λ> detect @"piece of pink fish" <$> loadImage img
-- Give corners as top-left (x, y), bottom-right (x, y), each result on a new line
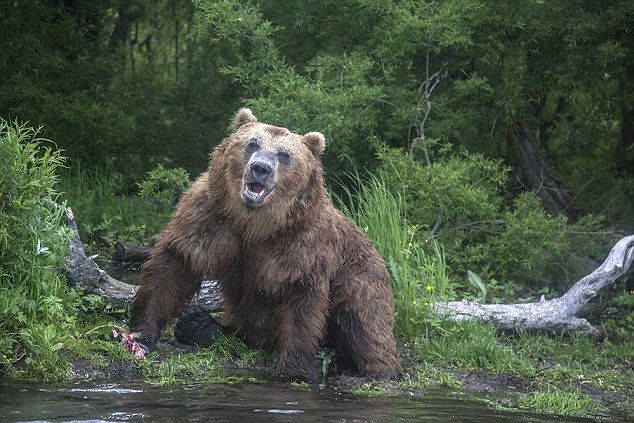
top-left (112, 329), bottom-right (146, 359)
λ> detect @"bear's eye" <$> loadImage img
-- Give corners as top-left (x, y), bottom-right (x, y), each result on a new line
top-left (277, 150), bottom-right (291, 165)
top-left (245, 138), bottom-right (260, 154)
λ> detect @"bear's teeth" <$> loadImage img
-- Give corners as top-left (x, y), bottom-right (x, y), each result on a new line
top-left (247, 182), bottom-right (265, 195)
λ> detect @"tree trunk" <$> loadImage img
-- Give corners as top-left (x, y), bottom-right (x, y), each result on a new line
top-left (507, 122), bottom-right (578, 220)
top-left (109, 0), bottom-right (134, 50)
top-left (616, 107), bottom-right (634, 174)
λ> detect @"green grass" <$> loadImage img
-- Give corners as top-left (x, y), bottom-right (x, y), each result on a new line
top-left (402, 365), bottom-right (464, 390)
top-left (59, 165), bottom-right (172, 247)
top-left (518, 387), bottom-right (597, 415)
top-left (513, 332), bottom-right (633, 392)
top-left (336, 172), bottom-right (455, 339)
top-left (416, 322), bottom-right (536, 376)
top-left (139, 336), bottom-right (271, 386)
top-left (346, 382), bottom-right (393, 397)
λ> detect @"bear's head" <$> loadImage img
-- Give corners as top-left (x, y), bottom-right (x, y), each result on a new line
top-left (210, 108), bottom-right (326, 233)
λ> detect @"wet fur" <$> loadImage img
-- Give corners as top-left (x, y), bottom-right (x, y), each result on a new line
top-left (131, 110), bottom-right (400, 382)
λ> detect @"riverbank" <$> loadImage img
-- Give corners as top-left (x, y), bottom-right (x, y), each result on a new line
top-left (59, 315), bottom-right (633, 420)
top-left (52, 239), bottom-right (633, 420)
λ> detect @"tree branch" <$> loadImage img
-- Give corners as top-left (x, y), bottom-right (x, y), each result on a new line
top-left (63, 206), bottom-right (633, 337)
top-left (435, 235), bottom-right (634, 336)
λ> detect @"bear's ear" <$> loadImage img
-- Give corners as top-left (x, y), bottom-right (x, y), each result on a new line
top-left (232, 108), bottom-right (257, 130)
top-left (304, 132), bottom-right (325, 157)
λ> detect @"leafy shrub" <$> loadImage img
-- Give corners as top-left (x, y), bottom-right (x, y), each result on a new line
top-left (376, 144), bottom-right (610, 299)
top-left (138, 164), bottom-right (192, 207)
top-left (59, 166), bottom-right (173, 246)
top-left (0, 121), bottom-right (74, 380)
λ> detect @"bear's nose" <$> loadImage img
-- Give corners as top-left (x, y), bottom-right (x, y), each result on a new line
top-left (250, 161), bottom-right (273, 180)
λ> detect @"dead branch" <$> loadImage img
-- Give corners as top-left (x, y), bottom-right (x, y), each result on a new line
top-left (63, 206), bottom-right (632, 337)
top-left (113, 240), bottom-right (151, 263)
top-left (435, 235), bottom-right (634, 336)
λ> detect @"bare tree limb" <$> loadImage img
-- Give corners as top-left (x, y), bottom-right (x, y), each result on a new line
top-left (435, 235), bottom-right (634, 336)
top-left (113, 240), bottom-right (151, 263)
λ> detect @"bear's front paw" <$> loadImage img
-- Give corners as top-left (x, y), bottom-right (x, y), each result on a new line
top-left (174, 307), bottom-right (224, 348)
top-left (271, 366), bottom-right (317, 384)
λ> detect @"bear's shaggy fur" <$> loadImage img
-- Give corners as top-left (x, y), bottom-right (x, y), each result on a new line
top-left (130, 108), bottom-right (400, 381)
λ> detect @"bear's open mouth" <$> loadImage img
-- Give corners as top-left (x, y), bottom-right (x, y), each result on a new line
top-left (242, 181), bottom-right (271, 206)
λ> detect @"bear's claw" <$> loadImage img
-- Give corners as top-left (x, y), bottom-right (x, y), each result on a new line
top-left (174, 307), bottom-right (225, 348)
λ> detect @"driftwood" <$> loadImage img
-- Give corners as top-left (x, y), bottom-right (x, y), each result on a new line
top-left (64, 206), bottom-right (633, 336)
top-left (64, 207), bottom-right (222, 313)
top-left (436, 235), bottom-right (634, 336)
top-left (113, 240), bottom-right (151, 263)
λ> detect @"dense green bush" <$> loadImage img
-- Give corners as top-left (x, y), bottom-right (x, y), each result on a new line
top-left (375, 144), bottom-right (610, 299)
top-left (138, 164), bottom-right (192, 207)
top-left (59, 167), bottom-right (174, 247)
top-left (0, 122), bottom-right (75, 380)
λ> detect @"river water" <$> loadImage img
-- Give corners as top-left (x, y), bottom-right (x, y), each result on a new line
top-left (0, 381), bottom-right (621, 423)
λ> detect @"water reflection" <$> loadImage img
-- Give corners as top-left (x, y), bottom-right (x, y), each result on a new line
top-left (0, 381), bottom-right (621, 423)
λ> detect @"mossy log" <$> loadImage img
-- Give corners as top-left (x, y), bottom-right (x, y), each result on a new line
top-left (64, 206), bottom-right (633, 336)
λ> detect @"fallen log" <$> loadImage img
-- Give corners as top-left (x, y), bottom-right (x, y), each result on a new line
top-left (113, 240), bottom-right (151, 263)
top-left (64, 207), bottom-right (222, 313)
top-left (64, 206), bottom-right (633, 336)
top-left (435, 235), bottom-right (634, 336)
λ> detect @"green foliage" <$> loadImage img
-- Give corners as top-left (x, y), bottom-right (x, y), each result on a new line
top-left (140, 335), bottom-right (270, 385)
top-left (336, 173), bottom-right (454, 339)
top-left (518, 388), bottom-right (596, 415)
top-left (0, 0), bottom-right (237, 179)
top-left (467, 271), bottom-right (487, 302)
top-left (376, 144), bottom-right (610, 298)
top-left (402, 365), bottom-right (464, 390)
top-left (138, 164), bottom-right (192, 207)
top-left (317, 349), bottom-right (334, 382)
top-left (1, 0), bottom-right (631, 303)
top-left (59, 166), bottom-right (172, 246)
top-left (189, 0), bottom-right (629, 300)
top-left (0, 122), bottom-right (73, 380)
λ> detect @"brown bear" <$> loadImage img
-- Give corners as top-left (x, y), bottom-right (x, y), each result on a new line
top-left (130, 108), bottom-right (400, 382)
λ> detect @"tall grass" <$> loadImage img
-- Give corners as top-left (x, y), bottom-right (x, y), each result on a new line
top-left (59, 166), bottom-right (172, 247)
top-left (336, 172), bottom-right (454, 339)
top-left (416, 322), bottom-right (536, 376)
top-left (0, 121), bottom-right (75, 380)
